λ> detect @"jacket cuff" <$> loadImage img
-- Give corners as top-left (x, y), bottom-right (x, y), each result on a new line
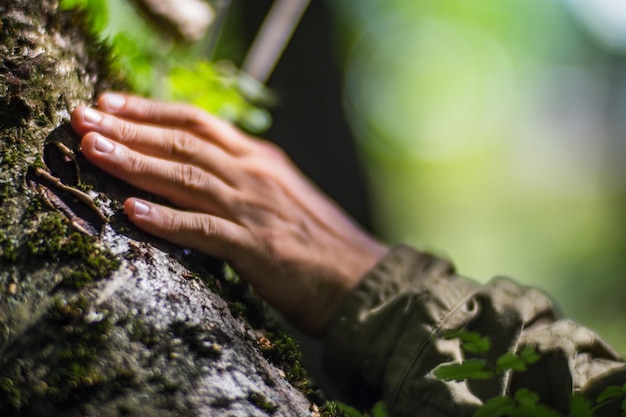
top-left (323, 245), bottom-right (469, 394)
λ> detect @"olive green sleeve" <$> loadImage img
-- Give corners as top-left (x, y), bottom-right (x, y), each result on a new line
top-left (323, 245), bottom-right (626, 417)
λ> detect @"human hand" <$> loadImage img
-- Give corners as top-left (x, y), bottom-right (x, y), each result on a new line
top-left (71, 93), bottom-right (388, 335)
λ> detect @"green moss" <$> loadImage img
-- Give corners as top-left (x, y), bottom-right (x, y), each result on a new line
top-left (76, 180), bottom-right (94, 193)
top-left (0, 376), bottom-right (21, 409)
top-left (60, 240), bottom-right (120, 289)
top-left (0, 147), bottom-right (23, 168)
top-left (259, 330), bottom-right (312, 395)
top-left (0, 230), bottom-right (17, 262)
top-left (23, 194), bottom-right (46, 219)
top-left (0, 180), bottom-right (13, 204)
top-left (229, 301), bottom-right (246, 318)
top-left (129, 319), bottom-right (160, 348)
top-left (42, 298), bottom-right (113, 405)
top-left (183, 261), bottom-right (319, 400)
top-left (160, 379), bottom-right (179, 394)
top-left (27, 213), bottom-right (67, 257)
top-left (0, 297), bottom-right (117, 412)
top-left (117, 402), bottom-right (135, 415)
top-left (30, 155), bottom-right (47, 170)
top-left (48, 296), bottom-right (90, 323)
top-left (248, 392), bottom-right (278, 414)
top-left (169, 321), bottom-right (223, 358)
top-left (23, 212), bottom-right (120, 289)
top-left (319, 401), bottom-right (343, 417)
top-left (211, 263), bottom-right (267, 328)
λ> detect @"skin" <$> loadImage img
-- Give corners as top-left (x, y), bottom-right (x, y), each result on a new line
top-left (71, 93), bottom-right (388, 335)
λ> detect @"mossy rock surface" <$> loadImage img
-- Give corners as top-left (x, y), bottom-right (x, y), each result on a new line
top-left (0, 1), bottom-right (314, 415)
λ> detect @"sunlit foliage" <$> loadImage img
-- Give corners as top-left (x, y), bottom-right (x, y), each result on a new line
top-left (60, 0), bottom-right (270, 132)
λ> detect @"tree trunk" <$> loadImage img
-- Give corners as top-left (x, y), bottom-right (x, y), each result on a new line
top-left (0, 1), bottom-right (314, 415)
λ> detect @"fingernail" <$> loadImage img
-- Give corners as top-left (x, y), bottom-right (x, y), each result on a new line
top-left (134, 200), bottom-right (150, 216)
top-left (84, 107), bottom-right (103, 124)
top-left (103, 93), bottom-right (126, 110)
top-left (94, 135), bottom-right (115, 153)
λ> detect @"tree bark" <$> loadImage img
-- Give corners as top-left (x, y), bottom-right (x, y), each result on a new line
top-left (0, 1), bottom-right (313, 415)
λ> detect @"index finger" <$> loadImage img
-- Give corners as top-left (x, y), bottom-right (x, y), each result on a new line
top-left (96, 92), bottom-right (250, 155)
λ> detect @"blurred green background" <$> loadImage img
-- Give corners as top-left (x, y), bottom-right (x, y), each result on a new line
top-left (329, 0), bottom-right (626, 352)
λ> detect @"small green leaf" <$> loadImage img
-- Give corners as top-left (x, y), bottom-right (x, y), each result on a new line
top-left (60, 0), bottom-right (108, 33)
top-left (338, 403), bottom-right (364, 417)
top-left (597, 385), bottom-right (626, 404)
top-left (239, 107), bottom-right (272, 134)
top-left (472, 396), bottom-right (516, 417)
top-left (60, 0), bottom-right (81, 8)
top-left (370, 401), bottom-right (389, 417)
top-left (569, 392), bottom-right (594, 417)
top-left (518, 346), bottom-right (541, 365)
top-left (442, 329), bottom-right (491, 353)
top-left (168, 61), bottom-right (271, 133)
top-left (496, 352), bottom-right (527, 373)
top-left (434, 359), bottom-right (494, 382)
top-left (514, 389), bottom-right (539, 407)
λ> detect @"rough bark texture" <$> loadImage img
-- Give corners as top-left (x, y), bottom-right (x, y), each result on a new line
top-left (0, 1), bottom-right (313, 415)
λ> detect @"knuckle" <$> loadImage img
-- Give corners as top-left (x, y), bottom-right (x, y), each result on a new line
top-left (162, 211), bottom-right (182, 232)
top-left (244, 158), bottom-right (283, 188)
top-left (178, 164), bottom-right (203, 190)
top-left (259, 232), bottom-right (284, 265)
top-left (127, 152), bottom-right (145, 174)
top-left (196, 216), bottom-right (221, 239)
top-left (116, 120), bottom-right (136, 144)
top-left (170, 131), bottom-right (196, 158)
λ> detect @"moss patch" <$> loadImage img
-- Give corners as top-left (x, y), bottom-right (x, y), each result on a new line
top-left (169, 321), bottom-right (225, 359)
top-left (258, 330), bottom-right (312, 396)
top-left (248, 392), bottom-right (278, 414)
top-left (24, 212), bottom-right (119, 289)
top-left (0, 230), bottom-right (17, 263)
top-left (0, 296), bottom-right (129, 413)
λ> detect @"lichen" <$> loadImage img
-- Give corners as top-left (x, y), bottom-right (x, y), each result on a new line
top-left (248, 392), bottom-right (278, 414)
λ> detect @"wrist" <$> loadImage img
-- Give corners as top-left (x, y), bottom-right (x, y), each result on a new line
top-left (305, 238), bottom-right (389, 336)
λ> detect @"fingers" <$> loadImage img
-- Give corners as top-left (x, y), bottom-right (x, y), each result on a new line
top-left (95, 93), bottom-right (251, 155)
top-left (124, 198), bottom-right (252, 260)
top-left (81, 132), bottom-right (236, 214)
top-left (72, 105), bottom-right (233, 177)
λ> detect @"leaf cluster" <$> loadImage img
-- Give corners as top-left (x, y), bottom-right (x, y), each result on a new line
top-left (434, 329), bottom-right (540, 382)
top-left (59, 0), bottom-right (271, 132)
top-left (436, 329), bottom-right (626, 417)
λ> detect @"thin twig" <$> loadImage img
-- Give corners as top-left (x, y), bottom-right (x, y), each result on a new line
top-left (242, 0), bottom-right (311, 83)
